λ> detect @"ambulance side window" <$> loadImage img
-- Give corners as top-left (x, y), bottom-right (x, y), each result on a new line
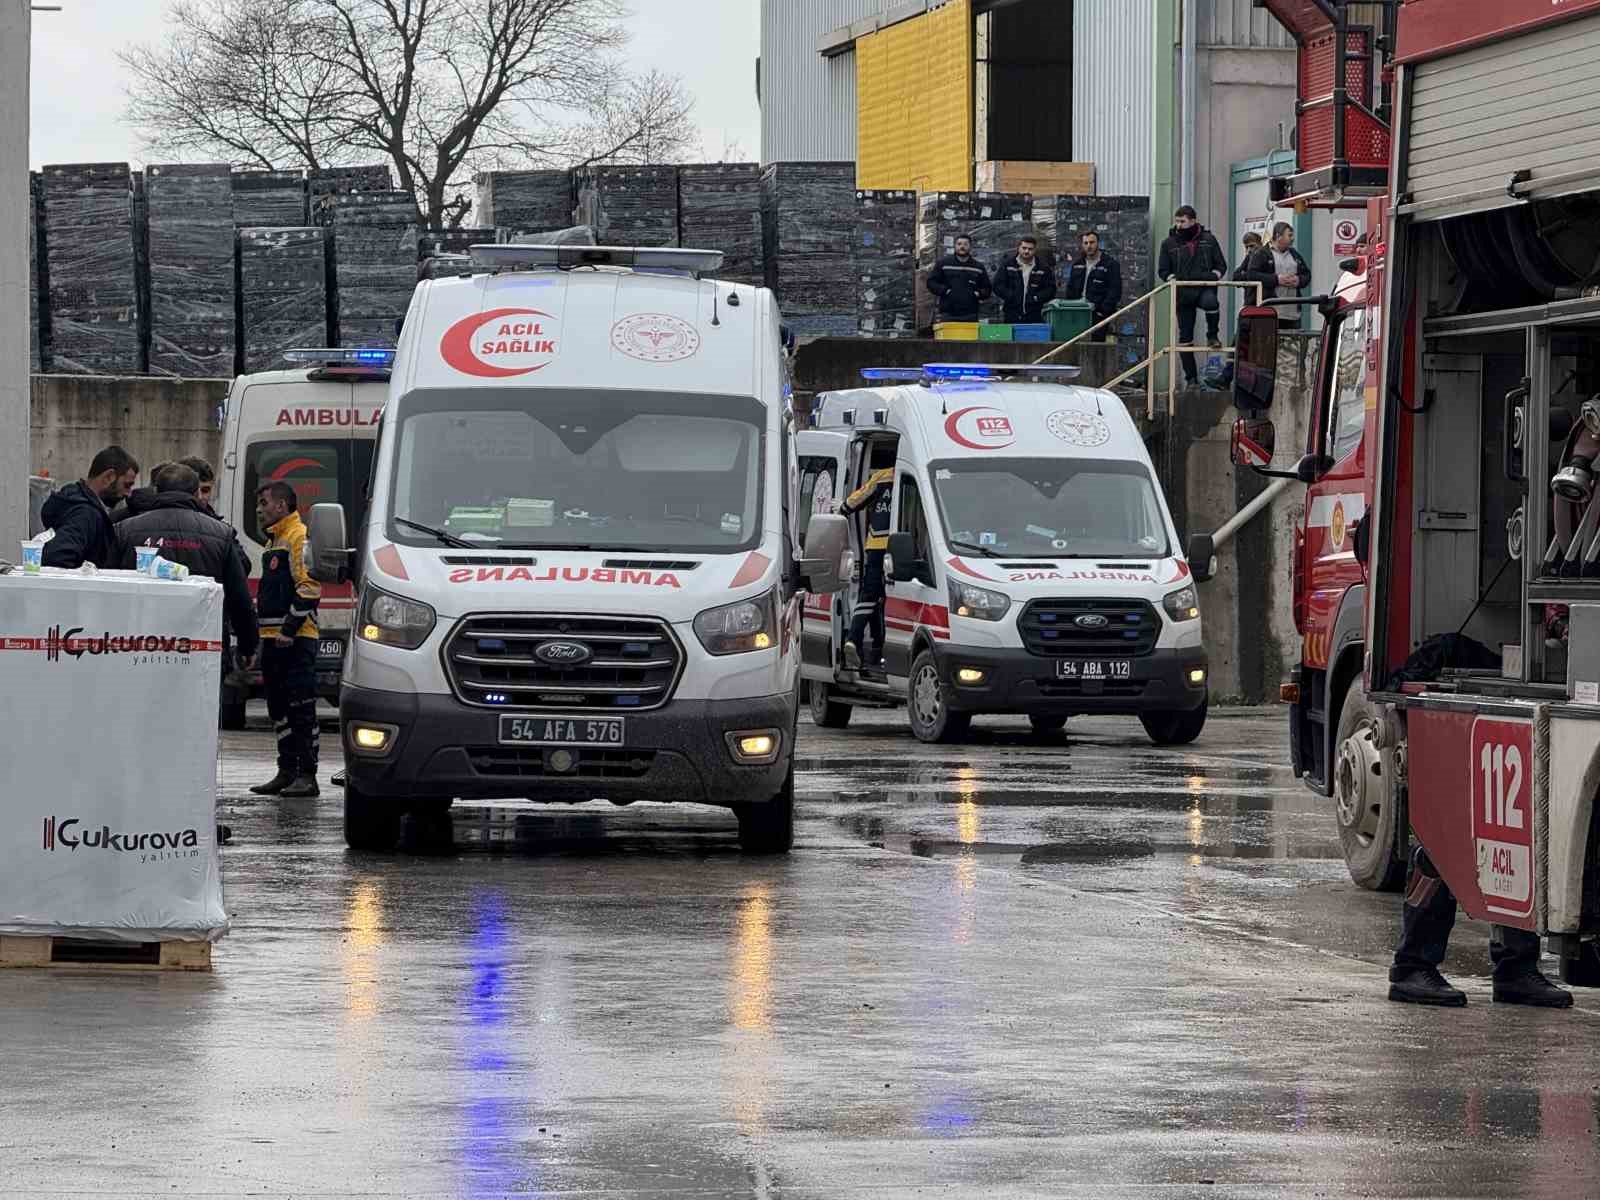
top-left (897, 475), bottom-right (932, 564)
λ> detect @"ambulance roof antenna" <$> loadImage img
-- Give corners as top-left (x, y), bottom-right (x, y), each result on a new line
top-left (710, 281), bottom-right (721, 327)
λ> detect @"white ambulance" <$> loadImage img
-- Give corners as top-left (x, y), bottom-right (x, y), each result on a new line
top-left (304, 245), bottom-right (847, 853)
top-left (797, 363), bottom-right (1213, 744)
top-left (214, 349), bottom-right (390, 727)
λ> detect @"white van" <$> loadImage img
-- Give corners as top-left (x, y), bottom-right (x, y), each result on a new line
top-left (304, 245), bottom-right (847, 853)
top-left (797, 363), bottom-right (1212, 744)
top-left (215, 349), bottom-right (389, 727)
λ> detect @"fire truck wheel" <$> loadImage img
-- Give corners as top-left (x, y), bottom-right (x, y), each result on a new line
top-left (909, 651), bottom-right (972, 744)
top-left (1332, 690), bottom-right (1406, 892)
top-left (1140, 696), bottom-right (1208, 746)
top-left (736, 763), bottom-right (795, 854)
top-left (807, 680), bottom-right (853, 728)
top-left (344, 781), bottom-right (402, 853)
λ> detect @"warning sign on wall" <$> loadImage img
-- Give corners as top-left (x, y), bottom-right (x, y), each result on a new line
top-left (1333, 217), bottom-right (1363, 258)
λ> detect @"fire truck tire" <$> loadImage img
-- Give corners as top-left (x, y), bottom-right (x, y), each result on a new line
top-left (736, 763), bottom-right (795, 854)
top-left (807, 681), bottom-right (853, 728)
top-left (909, 651), bottom-right (972, 743)
top-left (1332, 690), bottom-right (1406, 892)
top-left (344, 781), bottom-right (402, 853)
top-left (1140, 696), bottom-right (1208, 746)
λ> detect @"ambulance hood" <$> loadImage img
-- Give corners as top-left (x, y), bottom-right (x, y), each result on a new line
top-left (946, 553), bottom-right (1194, 598)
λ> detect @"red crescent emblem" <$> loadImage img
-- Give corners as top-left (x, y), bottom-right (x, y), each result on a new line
top-left (440, 307), bottom-right (556, 378)
top-left (944, 406), bottom-right (1016, 450)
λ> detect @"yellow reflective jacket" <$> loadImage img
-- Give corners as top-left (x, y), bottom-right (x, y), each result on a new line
top-left (843, 467), bottom-right (895, 551)
top-left (257, 511), bottom-right (320, 640)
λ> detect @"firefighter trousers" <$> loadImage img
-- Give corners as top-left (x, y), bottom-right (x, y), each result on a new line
top-left (1392, 845), bottom-right (1541, 980)
top-left (262, 638), bottom-right (320, 776)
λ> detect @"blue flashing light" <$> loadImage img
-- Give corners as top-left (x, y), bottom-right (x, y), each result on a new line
top-left (282, 347), bottom-right (397, 367)
top-left (923, 364), bottom-right (999, 381)
top-left (859, 368), bottom-right (925, 381)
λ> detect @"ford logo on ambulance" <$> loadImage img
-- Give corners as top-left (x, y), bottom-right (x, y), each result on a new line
top-left (1074, 614), bottom-right (1110, 630)
top-left (534, 640), bottom-right (592, 667)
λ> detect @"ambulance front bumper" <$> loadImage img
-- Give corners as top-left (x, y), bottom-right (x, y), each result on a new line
top-left (339, 685), bottom-right (795, 807)
top-left (931, 644), bottom-right (1209, 714)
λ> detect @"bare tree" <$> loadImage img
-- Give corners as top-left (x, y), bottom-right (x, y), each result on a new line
top-left (123, 0), bottom-right (699, 228)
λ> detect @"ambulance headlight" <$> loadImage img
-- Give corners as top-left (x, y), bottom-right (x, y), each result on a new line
top-left (1163, 585), bottom-right (1201, 622)
top-left (949, 580), bottom-right (1010, 622)
top-left (695, 590), bottom-right (778, 655)
top-left (358, 586), bottom-right (437, 650)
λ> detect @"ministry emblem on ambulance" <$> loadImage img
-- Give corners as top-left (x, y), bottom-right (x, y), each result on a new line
top-left (1047, 409), bottom-right (1111, 448)
top-left (611, 313), bottom-right (701, 363)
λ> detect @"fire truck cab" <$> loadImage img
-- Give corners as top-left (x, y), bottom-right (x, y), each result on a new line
top-left (1242, 0), bottom-right (1600, 980)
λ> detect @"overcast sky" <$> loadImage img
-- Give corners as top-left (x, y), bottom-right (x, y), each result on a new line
top-left (28, 0), bottom-right (761, 170)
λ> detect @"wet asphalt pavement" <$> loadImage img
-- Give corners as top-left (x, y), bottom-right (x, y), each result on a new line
top-left (4, 706), bottom-right (1600, 1198)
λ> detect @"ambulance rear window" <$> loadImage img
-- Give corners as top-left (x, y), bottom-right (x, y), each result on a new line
top-left (242, 439), bottom-right (364, 543)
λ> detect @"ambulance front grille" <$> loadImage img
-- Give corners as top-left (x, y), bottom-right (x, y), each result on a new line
top-left (444, 614), bottom-right (683, 711)
top-left (1018, 597), bottom-right (1160, 657)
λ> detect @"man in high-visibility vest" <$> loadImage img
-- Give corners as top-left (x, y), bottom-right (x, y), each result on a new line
top-left (250, 481), bottom-right (322, 799)
top-left (840, 465), bottom-right (894, 672)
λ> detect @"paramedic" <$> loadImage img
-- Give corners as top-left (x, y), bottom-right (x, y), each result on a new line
top-left (840, 462), bottom-right (895, 671)
top-left (250, 482), bottom-right (322, 799)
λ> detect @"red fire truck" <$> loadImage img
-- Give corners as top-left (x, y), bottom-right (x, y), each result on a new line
top-left (1239, 0), bottom-right (1600, 980)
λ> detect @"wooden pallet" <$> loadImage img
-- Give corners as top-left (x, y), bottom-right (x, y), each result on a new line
top-left (0, 934), bottom-right (212, 971)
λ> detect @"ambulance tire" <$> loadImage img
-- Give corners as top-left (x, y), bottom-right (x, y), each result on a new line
top-left (909, 650), bottom-right (972, 744)
top-left (220, 700), bottom-right (247, 731)
top-left (1140, 695), bottom-right (1208, 746)
top-left (1029, 714), bottom-right (1069, 736)
top-left (344, 781), bottom-right (402, 853)
top-left (807, 681), bottom-right (852, 728)
top-left (736, 762), bottom-right (795, 854)
top-left (1332, 690), bottom-right (1406, 893)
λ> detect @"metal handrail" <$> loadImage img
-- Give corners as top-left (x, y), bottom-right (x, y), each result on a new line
top-left (1032, 279), bottom-right (1265, 419)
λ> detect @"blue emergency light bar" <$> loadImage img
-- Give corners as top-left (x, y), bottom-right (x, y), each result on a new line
top-left (859, 363), bottom-right (1083, 385)
top-left (282, 347), bottom-right (397, 367)
top-left (470, 244), bottom-right (726, 275)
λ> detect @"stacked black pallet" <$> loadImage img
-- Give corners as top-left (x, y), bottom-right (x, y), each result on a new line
top-left (28, 173), bottom-right (44, 372)
top-left (308, 164), bottom-right (392, 200)
top-left (40, 162), bottom-right (139, 374)
top-left (145, 164), bottom-right (236, 378)
top-left (233, 170), bottom-right (308, 226)
top-left (853, 190), bottom-right (917, 339)
top-left (677, 163), bottom-right (762, 286)
top-left (237, 227), bottom-right (328, 373)
top-left (418, 227), bottom-right (496, 261)
top-left (576, 165), bottom-right (679, 248)
top-left (325, 190), bottom-right (419, 348)
top-left (761, 162), bottom-right (857, 338)
top-left (474, 170), bottom-right (572, 235)
top-left (1038, 194), bottom-right (1152, 364)
top-left (915, 192), bottom-right (1033, 330)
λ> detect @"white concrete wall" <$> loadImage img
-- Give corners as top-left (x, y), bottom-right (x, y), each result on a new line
top-left (0, 0), bottom-right (30, 555)
top-left (1195, 46), bottom-right (1297, 258)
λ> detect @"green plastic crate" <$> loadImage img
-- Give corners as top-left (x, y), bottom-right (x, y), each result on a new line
top-left (978, 323), bottom-right (1014, 342)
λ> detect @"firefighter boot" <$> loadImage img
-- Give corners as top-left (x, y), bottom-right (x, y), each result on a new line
top-left (250, 769), bottom-right (296, 796)
top-left (1389, 848), bottom-right (1467, 1006)
top-left (1492, 926), bottom-right (1573, 1008)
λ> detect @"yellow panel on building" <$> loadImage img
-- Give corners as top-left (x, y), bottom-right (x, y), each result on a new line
top-left (856, 0), bottom-right (974, 193)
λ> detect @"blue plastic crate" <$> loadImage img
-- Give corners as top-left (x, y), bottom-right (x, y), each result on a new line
top-left (1012, 323), bottom-right (1052, 342)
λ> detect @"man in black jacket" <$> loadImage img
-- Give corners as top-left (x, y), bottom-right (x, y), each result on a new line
top-left (1158, 206), bottom-right (1228, 385)
top-left (993, 236), bottom-right (1057, 325)
top-left (114, 463), bottom-right (260, 667)
top-left (1064, 231), bottom-right (1124, 341)
top-left (1243, 221), bottom-right (1313, 326)
top-left (926, 234), bottom-right (993, 321)
top-left (40, 445), bottom-right (141, 569)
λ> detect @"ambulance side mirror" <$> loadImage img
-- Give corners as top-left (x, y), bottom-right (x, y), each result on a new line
top-left (799, 513), bottom-right (848, 594)
top-left (886, 532), bottom-right (932, 586)
top-left (1186, 533), bottom-right (1217, 584)
top-left (307, 502), bottom-right (352, 584)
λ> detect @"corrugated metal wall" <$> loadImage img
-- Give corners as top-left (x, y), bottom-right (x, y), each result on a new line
top-left (857, 0), bottom-right (974, 190)
top-left (1072, 0), bottom-right (1154, 196)
top-left (760, 0), bottom-right (888, 163)
top-left (1198, 0), bottom-right (1293, 49)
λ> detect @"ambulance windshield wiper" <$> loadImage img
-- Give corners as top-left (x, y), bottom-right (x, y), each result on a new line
top-left (394, 517), bottom-right (474, 549)
top-left (948, 539), bottom-right (1004, 559)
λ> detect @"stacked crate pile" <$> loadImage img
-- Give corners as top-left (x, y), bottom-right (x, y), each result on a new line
top-left (1038, 194), bottom-right (1152, 365)
top-left (323, 190), bottom-right (419, 348)
top-left (853, 190), bottom-right (917, 339)
top-left (418, 227), bottom-right (496, 261)
top-left (474, 170), bottom-right (573, 236)
top-left (309, 164), bottom-right (391, 201)
top-left (761, 161), bottom-right (857, 338)
top-left (145, 164), bottom-right (236, 378)
top-left (28, 173), bottom-right (44, 372)
top-left (915, 192), bottom-right (1033, 330)
top-left (237, 227), bottom-right (328, 373)
top-left (232, 170), bottom-right (308, 226)
top-left (575, 165), bottom-right (679, 247)
top-left (677, 163), bottom-right (763, 286)
top-left (40, 162), bottom-right (140, 374)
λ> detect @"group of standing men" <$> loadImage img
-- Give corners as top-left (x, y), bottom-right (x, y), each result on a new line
top-left (926, 231), bottom-right (1125, 336)
top-left (38, 447), bottom-right (324, 799)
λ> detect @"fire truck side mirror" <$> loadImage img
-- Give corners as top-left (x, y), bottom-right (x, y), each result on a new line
top-left (1231, 307), bottom-right (1280, 413)
top-left (1230, 416), bottom-right (1277, 469)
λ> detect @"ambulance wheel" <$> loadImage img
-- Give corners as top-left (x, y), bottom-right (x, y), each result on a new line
top-left (219, 700), bottom-right (247, 731)
top-left (1332, 690), bottom-right (1406, 892)
top-left (1140, 695), bottom-right (1208, 746)
top-left (909, 651), bottom-right (972, 744)
top-left (736, 763), bottom-right (795, 854)
top-left (1029, 714), bottom-right (1069, 737)
top-left (807, 681), bottom-right (853, 728)
top-left (344, 781), bottom-right (401, 853)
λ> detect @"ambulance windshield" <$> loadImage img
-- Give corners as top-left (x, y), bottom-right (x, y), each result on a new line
top-left (388, 389), bottom-right (764, 552)
top-left (931, 458), bottom-right (1169, 559)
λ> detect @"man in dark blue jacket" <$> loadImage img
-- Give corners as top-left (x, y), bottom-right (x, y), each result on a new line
top-left (926, 234), bottom-right (993, 321)
top-left (1158, 206), bottom-right (1229, 385)
top-left (39, 445), bottom-right (141, 569)
top-left (1064, 231), bottom-right (1124, 341)
top-left (993, 236), bottom-right (1057, 324)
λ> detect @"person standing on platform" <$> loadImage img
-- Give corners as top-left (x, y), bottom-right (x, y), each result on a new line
top-left (927, 234), bottom-right (993, 322)
top-left (1158, 206), bottom-right (1228, 386)
top-left (994, 235), bottom-right (1057, 325)
top-left (1064, 231), bottom-right (1124, 341)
